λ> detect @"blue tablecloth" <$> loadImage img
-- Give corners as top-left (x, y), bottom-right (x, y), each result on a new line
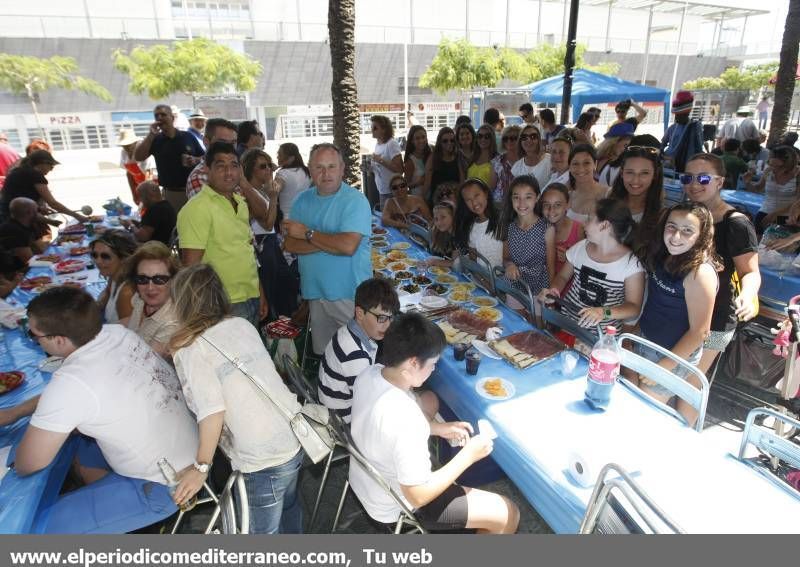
top-left (721, 190), bottom-right (764, 218)
top-left (379, 224), bottom-right (800, 533)
top-left (759, 266), bottom-right (800, 308)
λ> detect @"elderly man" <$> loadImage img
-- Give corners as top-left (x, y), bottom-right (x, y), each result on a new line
top-left (134, 104), bottom-right (204, 214)
top-left (284, 143), bottom-right (372, 354)
top-left (0, 197), bottom-right (45, 262)
top-left (120, 181), bottom-right (176, 245)
top-left (187, 109), bottom-right (207, 151)
top-left (177, 141), bottom-right (266, 327)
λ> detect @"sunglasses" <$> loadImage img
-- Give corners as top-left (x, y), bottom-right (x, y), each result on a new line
top-left (502, 135), bottom-right (519, 142)
top-left (476, 133), bottom-right (492, 140)
top-left (520, 134), bottom-right (539, 142)
top-left (679, 173), bottom-right (719, 186)
top-left (134, 274), bottom-right (171, 286)
top-left (91, 251), bottom-right (113, 261)
top-left (390, 182), bottom-right (408, 191)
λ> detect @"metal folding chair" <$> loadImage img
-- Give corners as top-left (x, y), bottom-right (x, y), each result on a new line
top-left (456, 249), bottom-right (496, 294)
top-left (492, 265), bottom-right (535, 315)
top-left (406, 215), bottom-right (431, 250)
top-left (616, 333), bottom-right (709, 432)
top-left (308, 411), bottom-right (350, 532)
top-left (580, 463), bottom-right (684, 534)
top-left (169, 464), bottom-right (249, 534)
top-left (737, 407), bottom-right (800, 500)
top-left (283, 353), bottom-right (319, 404)
top-left (331, 418), bottom-right (426, 534)
top-left (539, 303), bottom-right (597, 347)
top-left (167, 226), bottom-right (179, 256)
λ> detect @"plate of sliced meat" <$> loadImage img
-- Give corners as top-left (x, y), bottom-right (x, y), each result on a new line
top-left (437, 309), bottom-right (497, 344)
top-left (490, 331), bottom-right (566, 370)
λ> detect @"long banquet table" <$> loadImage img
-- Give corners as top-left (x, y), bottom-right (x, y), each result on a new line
top-left (376, 222), bottom-right (800, 533)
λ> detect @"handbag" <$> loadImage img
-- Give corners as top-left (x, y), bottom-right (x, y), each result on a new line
top-left (200, 337), bottom-right (334, 464)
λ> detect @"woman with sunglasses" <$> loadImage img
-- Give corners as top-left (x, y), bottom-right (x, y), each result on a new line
top-left (91, 230), bottom-right (138, 324)
top-left (403, 125), bottom-right (431, 197)
top-left (744, 145), bottom-right (800, 231)
top-left (566, 144), bottom-right (611, 224)
top-left (381, 174), bottom-right (432, 230)
top-left (490, 125), bottom-right (521, 204)
top-left (455, 123), bottom-right (478, 178)
top-left (511, 125), bottom-right (551, 190)
top-left (682, 153), bottom-right (760, 375)
top-left (120, 241), bottom-right (180, 356)
top-left (424, 127), bottom-right (462, 204)
top-left (467, 124), bottom-right (498, 188)
top-left (370, 115), bottom-right (404, 209)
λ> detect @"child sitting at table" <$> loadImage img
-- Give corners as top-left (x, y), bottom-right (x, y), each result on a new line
top-left (637, 203), bottom-right (720, 426)
top-left (426, 201), bottom-right (456, 268)
top-left (349, 312), bottom-right (520, 533)
top-left (454, 178), bottom-right (504, 269)
top-left (540, 183), bottom-right (584, 275)
top-left (538, 198), bottom-right (645, 335)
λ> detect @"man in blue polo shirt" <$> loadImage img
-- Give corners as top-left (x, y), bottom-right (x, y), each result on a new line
top-left (284, 143), bottom-right (372, 354)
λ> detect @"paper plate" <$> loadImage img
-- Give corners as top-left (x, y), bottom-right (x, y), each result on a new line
top-left (420, 295), bottom-right (448, 310)
top-left (471, 339), bottom-right (502, 360)
top-left (475, 377), bottom-right (515, 401)
top-left (471, 296), bottom-right (498, 308)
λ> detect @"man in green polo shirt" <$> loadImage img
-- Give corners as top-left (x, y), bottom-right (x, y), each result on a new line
top-left (177, 141), bottom-right (265, 326)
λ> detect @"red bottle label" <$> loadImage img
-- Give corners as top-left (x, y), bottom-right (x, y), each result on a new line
top-left (588, 349), bottom-right (619, 384)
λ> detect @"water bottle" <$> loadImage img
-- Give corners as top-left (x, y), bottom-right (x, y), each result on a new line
top-left (157, 457), bottom-right (197, 512)
top-left (584, 325), bottom-right (621, 411)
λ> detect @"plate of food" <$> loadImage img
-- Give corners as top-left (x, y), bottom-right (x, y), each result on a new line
top-left (54, 259), bottom-right (87, 274)
top-left (412, 274), bottom-right (432, 286)
top-left (60, 223), bottom-right (87, 235)
top-left (56, 234), bottom-right (83, 244)
top-left (372, 227), bottom-right (388, 235)
top-left (436, 274), bottom-right (458, 284)
top-left (448, 289), bottom-right (473, 304)
top-left (426, 283), bottom-right (449, 296)
top-left (29, 254), bottom-right (62, 267)
top-left (386, 250), bottom-right (408, 261)
top-left (420, 295), bottom-right (448, 310)
top-left (474, 307), bottom-right (502, 322)
top-left (88, 215), bottom-right (105, 223)
top-left (451, 282), bottom-right (477, 293)
top-left (429, 266), bottom-right (451, 276)
top-left (437, 309), bottom-right (497, 344)
top-left (471, 339), bottom-right (503, 360)
top-left (68, 246), bottom-right (91, 256)
top-left (391, 242), bottom-right (411, 250)
top-left (489, 331), bottom-right (566, 370)
top-left (371, 239), bottom-right (388, 248)
top-left (401, 283), bottom-right (420, 294)
top-left (476, 377), bottom-right (515, 401)
top-left (20, 276), bottom-right (52, 291)
top-left (393, 270), bottom-right (414, 281)
top-left (387, 261), bottom-right (409, 272)
top-left (0, 371), bottom-right (25, 395)
top-left (372, 257), bottom-right (388, 270)
top-left (472, 296), bottom-right (498, 308)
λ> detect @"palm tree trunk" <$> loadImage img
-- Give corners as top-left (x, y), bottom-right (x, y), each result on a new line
top-left (328, 0), bottom-right (361, 187)
top-left (768, 0), bottom-right (799, 147)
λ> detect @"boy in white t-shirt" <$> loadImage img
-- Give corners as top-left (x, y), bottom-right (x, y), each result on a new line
top-left (349, 313), bottom-right (520, 533)
top-left (7, 287), bottom-right (198, 533)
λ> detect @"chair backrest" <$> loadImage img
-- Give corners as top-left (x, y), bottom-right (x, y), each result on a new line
top-left (456, 249), bottom-right (496, 294)
top-left (539, 304), bottom-right (597, 347)
top-left (406, 215), bottom-right (431, 250)
top-left (616, 333), bottom-right (709, 432)
top-left (580, 463), bottom-right (684, 534)
top-left (218, 470), bottom-right (250, 534)
top-left (168, 226), bottom-right (179, 256)
top-left (492, 265), bottom-right (535, 316)
top-left (738, 407), bottom-right (800, 499)
top-left (283, 353), bottom-right (319, 404)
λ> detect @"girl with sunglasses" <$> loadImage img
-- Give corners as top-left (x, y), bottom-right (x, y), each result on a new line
top-left (566, 144), bottom-right (611, 224)
top-left (682, 153), bottom-right (760, 374)
top-left (454, 178), bottom-right (503, 269)
top-left (637, 203), bottom-right (721, 426)
top-left (381, 174), bottom-right (432, 230)
top-left (424, 127), bottom-right (462, 204)
top-left (467, 124), bottom-right (498, 188)
top-left (511, 125), bottom-right (551, 190)
top-left (403, 125), bottom-right (431, 197)
top-left (91, 230), bottom-right (138, 324)
top-left (491, 125), bottom-right (521, 204)
top-left (120, 241), bottom-right (180, 356)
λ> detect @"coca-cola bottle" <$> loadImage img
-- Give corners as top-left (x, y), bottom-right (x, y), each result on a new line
top-left (584, 325), bottom-right (620, 411)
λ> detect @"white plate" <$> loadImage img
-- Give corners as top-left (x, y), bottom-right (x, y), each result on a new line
top-left (471, 296), bottom-right (498, 308)
top-left (475, 377), bottom-right (515, 401)
top-left (391, 242), bottom-right (411, 250)
top-left (471, 339), bottom-right (502, 360)
top-left (420, 295), bottom-right (448, 310)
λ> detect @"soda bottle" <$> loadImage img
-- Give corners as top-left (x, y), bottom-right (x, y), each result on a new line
top-left (584, 325), bottom-right (620, 411)
top-left (157, 457), bottom-right (197, 512)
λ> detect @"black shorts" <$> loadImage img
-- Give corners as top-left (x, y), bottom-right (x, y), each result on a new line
top-left (415, 484), bottom-right (468, 531)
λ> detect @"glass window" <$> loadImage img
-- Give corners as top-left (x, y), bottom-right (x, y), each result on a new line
top-left (68, 128), bottom-right (87, 150)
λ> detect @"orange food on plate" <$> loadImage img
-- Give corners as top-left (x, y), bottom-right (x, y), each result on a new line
top-left (20, 276), bottom-right (52, 291)
top-left (483, 378), bottom-right (508, 397)
top-left (0, 371), bottom-right (25, 394)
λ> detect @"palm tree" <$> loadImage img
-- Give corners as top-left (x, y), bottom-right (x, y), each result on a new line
top-left (768, 0), bottom-right (799, 147)
top-left (328, 0), bottom-right (361, 186)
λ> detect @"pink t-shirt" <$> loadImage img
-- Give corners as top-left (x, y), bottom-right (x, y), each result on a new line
top-left (555, 219), bottom-right (582, 275)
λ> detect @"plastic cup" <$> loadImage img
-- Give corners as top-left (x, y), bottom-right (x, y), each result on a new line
top-left (560, 350), bottom-right (579, 377)
top-left (465, 349), bottom-right (481, 375)
top-left (453, 342), bottom-right (470, 361)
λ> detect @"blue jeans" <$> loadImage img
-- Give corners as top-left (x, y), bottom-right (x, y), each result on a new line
top-left (230, 297), bottom-right (260, 328)
top-left (242, 449), bottom-right (304, 534)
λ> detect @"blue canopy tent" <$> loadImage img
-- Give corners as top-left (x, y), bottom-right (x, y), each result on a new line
top-left (523, 69), bottom-right (671, 132)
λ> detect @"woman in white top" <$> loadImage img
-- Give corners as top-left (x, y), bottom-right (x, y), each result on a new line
top-left (243, 149), bottom-right (297, 319)
top-left (454, 178), bottom-right (503, 269)
top-left (566, 144), bottom-right (611, 224)
top-left (169, 264), bottom-right (304, 534)
top-left (91, 230), bottom-right (137, 324)
top-left (119, 241), bottom-right (180, 357)
top-left (403, 125), bottom-right (431, 197)
top-left (274, 142), bottom-right (311, 220)
top-left (371, 115), bottom-right (404, 209)
top-left (511, 124), bottom-right (551, 189)
top-left (744, 145), bottom-right (800, 230)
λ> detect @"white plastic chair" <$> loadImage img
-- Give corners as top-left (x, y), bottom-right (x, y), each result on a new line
top-left (616, 333), bottom-right (709, 432)
top-left (737, 407), bottom-right (800, 500)
top-left (580, 463), bottom-right (684, 534)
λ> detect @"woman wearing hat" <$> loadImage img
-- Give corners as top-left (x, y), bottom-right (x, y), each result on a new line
top-left (596, 122), bottom-right (636, 186)
top-left (118, 129), bottom-right (155, 205)
top-left (0, 150), bottom-right (89, 226)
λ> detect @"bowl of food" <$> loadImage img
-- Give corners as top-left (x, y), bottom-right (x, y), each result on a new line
top-left (474, 307), bottom-right (502, 322)
top-left (429, 266), bottom-right (451, 276)
top-left (476, 377), bottom-right (514, 400)
top-left (436, 274), bottom-right (458, 284)
top-left (472, 296), bottom-right (498, 308)
top-left (451, 282), bottom-right (477, 293)
top-left (426, 283), bottom-right (449, 296)
top-left (387, 261), bottom-right (409, 272)
top-left (412, 274), bottom-right (432, 286)
top-left (401, 283), bottom-right (420, 294)
top-left (372, 227), bottom-right (388, 236)
top-left (68, 246), bottom-right (91, 256)
top-left (391, 242), bottom-right (411, 250)
top-left (393, 270), bottom-right (414, 282)
top-left (0, 371), bottom-right (25, 395)
top-left (386, 250), bottom-right (408, 261)
top-left (449, 289), bottom-right (473, 304)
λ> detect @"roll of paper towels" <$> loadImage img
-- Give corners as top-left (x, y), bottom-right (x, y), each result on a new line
top-left (566, 451), bottom-right (596, 488)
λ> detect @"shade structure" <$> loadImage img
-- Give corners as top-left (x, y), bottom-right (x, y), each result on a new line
top-left (523, 69), bottom-right (672, 131)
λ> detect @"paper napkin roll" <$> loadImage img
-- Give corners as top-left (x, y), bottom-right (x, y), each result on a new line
top-left (566, 451), bottom-right (597, 488)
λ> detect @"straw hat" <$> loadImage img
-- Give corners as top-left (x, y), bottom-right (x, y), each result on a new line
top-left (116, 129), bottom-right (141, 147)
top-left (189, 109), bottom-right (207, 120)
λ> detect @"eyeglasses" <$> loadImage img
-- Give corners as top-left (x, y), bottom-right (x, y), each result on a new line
top-left (91, 251), bottom-right (113, 261)
top-left (679, 173), bottom-right (720, 186)
top-left (27, 329), bottom-right (54, 341)
top-left (502, 135), bottom-right (519, 142)
top-left (476, 133), bottom-right (492, 140)
top-left (519, 134), bottom-right (539, 142)
top-left (134, 274), bottom-right (171, 286)
top-left (367, 309), bottom-right (395, 324)
top-left (390, 182), bottom-right (408, 191)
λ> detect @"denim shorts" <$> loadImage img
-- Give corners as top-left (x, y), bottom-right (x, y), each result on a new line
top-left (634, 341), bottom-right (702, 398)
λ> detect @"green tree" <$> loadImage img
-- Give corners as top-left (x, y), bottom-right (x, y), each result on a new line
top-left (113, 38), bottom-right (262, 99)
top-left (682, 62), bottom-right (781, 91)
top-left (0, 54), bottom-right (112, 134)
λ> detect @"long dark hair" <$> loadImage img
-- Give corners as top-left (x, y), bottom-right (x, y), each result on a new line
top-left (644, 202), bottom-right (722, 278)
top-left (404, 125), bottom-right (431, 167)
top-left (499, 175), bottom-right (540, 240)
top-left (455, 123), bottom-right (478, 166)
top-left (430, 201), bottom-right (456, 257)
top-left (278, 142), bottom-right (310, 177)
top-left (454, 178), bottom-right (501, 249)
top-left (568, 143), bottom-right (598, 188)
top-left (595, 198), bottom-right (635, 247)
top-left (609, 146), bottom-right (664, 227)
top-left (432, 127), bottom-right (456, 170)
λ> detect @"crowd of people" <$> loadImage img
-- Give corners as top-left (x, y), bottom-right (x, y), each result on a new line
top-left (0, 90), bottom-right (798, 535)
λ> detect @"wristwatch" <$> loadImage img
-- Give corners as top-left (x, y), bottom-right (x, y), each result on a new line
top-left (305, 229), bottom-right (315, 242)
top-left (193, 461), bottom-right (210, 474)
top-left (603, 308), bottom-right (613, 320)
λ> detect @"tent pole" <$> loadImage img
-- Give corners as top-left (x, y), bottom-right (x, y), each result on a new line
top-left (641, 5), bottom-right (654, 84)
top-left (668, 1), bottom-right (688, 100)
top-left (604, 1), bottom-right (614, 53)
top-left (561, 0), bottom-right (580, 125)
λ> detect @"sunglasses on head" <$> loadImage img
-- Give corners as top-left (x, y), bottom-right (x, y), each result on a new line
top-left (624, 145), bottom-right (660, 156)
top-left (520, 134), bottom-right (539, 142)
top-left (679, 173), bottom-right (718, 186)
top-left (91, 251), bottom-right (113, 261)
top-left (134, 274), bottom-right (171, 286)
top-left (390, 181), bottom-right (408, 191)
